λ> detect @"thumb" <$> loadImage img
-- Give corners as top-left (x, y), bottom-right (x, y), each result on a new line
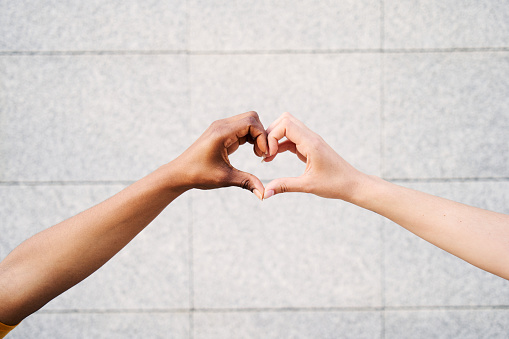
top-left (228, 168), bottom-right (265, 201)
top-left (263, 176), bottom-right (307, 199)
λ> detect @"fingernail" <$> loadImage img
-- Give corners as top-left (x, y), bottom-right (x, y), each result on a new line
top-left (261, 155), bottom-right (267, 163)
top-left (264, 189), bottom-right (274, 200)
top-left (253, 189), bottom-right (263, 201)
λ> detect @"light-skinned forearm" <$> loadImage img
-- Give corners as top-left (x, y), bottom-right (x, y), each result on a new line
top-left (0, 162), bottom-right (186, 325)
top-left (351, 174), bottom-right (509, 280)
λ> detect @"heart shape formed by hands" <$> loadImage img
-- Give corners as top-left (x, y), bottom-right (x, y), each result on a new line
top-left (176, 111), bottom-right (359, 202)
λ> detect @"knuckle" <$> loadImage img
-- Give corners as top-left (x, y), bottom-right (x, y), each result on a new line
top-left (244, 115), bottom-right (258, 127)
top-left (209, 119), bottom-right (222, 131)
top-left (210, 119), bottom-right (221, 128)
top-left (280, 116), bottom-right (292, 128)
top-left (209, 120), bottom-right (226, 137)
top-left (240, 178), bottom-right (251, 190)
top-left (280, 182), bottom-right (289, 193)
top-left (309, 136), bottom-right (323, 149)
top-left (246, 110), bottom-right (259, 118)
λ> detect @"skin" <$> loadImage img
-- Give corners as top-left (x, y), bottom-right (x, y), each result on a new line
top-left (1, 110), bottom-right (507, 329)
top-left (0, 111), bottom-right (268, 326)
top-left (263, 112), bottom-right (509, 280)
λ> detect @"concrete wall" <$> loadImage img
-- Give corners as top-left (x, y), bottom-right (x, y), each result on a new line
top-left (1, 1), bottom-right (509, 338)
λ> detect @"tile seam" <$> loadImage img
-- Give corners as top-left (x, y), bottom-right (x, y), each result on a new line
top-left (1, 47), bottom-right (509, 56)
top-left (185, 2), bottom-right (195, 335)
top-left (37, 305), bottom-right (509, 315)
top-left (2, 177), bottom-right (508, 186)
top-left (380, 1), bottom-right (387, 338)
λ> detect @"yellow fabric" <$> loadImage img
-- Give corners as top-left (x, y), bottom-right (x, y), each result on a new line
top-left (0, 320), bottom-right (17, 338)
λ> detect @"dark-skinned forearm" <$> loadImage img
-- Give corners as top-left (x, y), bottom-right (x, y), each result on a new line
top-left (0, 162), bottom-right (186, 325)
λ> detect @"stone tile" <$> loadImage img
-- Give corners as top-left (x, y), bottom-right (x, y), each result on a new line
top-left (385, 1), bottom-right (509, 49)
top-left (385, 309), bottom-right (509, 339)
top-left (9, 312), bottom-right (189, 338)
top-left (190, 54), bottom-right (381, 181)
top-left (192, 189), bottom-right (383, 309)
top-left (0, 185), bottom-right (190, 309)
top-left (383, 53), bottom-right (509, 179)
top-left (0, 1), bottom-right (187, 51)
top-left (0, 55), bottom-right (190, 181)
top-left (189, 0), bottom-right (380, 51)
top-left (384, 181), bottom-right (509, 307)
top-left (194, 311), bottom-right (381, 339)
top-left (0, 185), bottom-right (119, 259)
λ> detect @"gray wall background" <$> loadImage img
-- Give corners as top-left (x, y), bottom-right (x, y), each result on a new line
top-left (1, 1), bottom-right (509, 338)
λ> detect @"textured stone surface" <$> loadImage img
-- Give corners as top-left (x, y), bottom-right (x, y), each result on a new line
top-left (385, 0), bottom-right (509, 49)
top-left (383, 53), bottom-right (509, 179)
top-left (189, 0), bottom-right (380, 51)
top-left (0, 55), bottom-right (190, 181)
top-left (190, 54), bottom-right (381, 180)
top-left (0, 185), bottom-right (190, 309)
top-left (194, 311), bottom-right (381, 339)
top-left (9, 312), bottom-right (189, 338)
top-left (0, 1), bottom-right (187, 51)
top-left (386, 309), bottom-right (509, 339)
top-left (2, 1), bottom-right (509, 338)
top-left (192, 189), bottom-right (383, 309)
top-left (384, 181), bottom-right (509, 307)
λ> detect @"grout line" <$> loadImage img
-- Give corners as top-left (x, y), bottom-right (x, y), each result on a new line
top-left (380, 0), bottom-right (385, 52)
top-left (0, 50), bottom-right (188, 56)
top-left (259, 177), bottom-right (509, 185)
top-left (37, 305), bottom-right (509, 315)
top-left (379, 6), bottom-right (386, 180)
top-left (184, 49), bottom-right (384, 55)
top-left (381, 47), bottom-right (509, 53)
top-left (0, 180), bottom-right (135, 186)
top-left (188, 193), bottom-right (195, 339)
top-left (1, 177), bottom-right (507, 188)
top-left (38, 309), bottom-right (192, 314)
top-left (386, 177), bottom-right (509, 183)
top-left (185, 4), bottom-right (195, 334)
top-left (1, 47), bottom-right (509, 57)
top-left (379, 1), bottom-right (386, 338)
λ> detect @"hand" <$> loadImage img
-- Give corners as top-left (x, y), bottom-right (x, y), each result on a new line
top-left (172, 111), bottom-right (268, 200)
top-left (263, 112), bottom-right (366, 201)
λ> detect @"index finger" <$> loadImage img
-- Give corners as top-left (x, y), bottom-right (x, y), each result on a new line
top-left (267, 116), bottom-right (306, 157)
top-left (229, 113), bottom-right (268, 156)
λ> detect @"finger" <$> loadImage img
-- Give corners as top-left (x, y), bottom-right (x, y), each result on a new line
top-left (262, 139), bottom-right (298, 163)
top-left (245, 134), bottom-right (265, 157)
top-left (238, 135), bottom-right (248, 146)
top-left (263, 176), bottom-right (308, 199)
top-left (265, 113), bottom-right (289, 136)
top-left (267, 117), bottom-right (305, 157)
top-left (277, 139), bottom-right (307, 163)
top-left (227, 141), bottom-right (239, 155)
top-left (229, 114), bottom-right (268, 156)
top-left (253, 143), bottom-right (264, 157)
top-left (237, 111), bottom-right (268, 155)
top-left (228, 110), bottom-right (260, 122)
top-left (227, 168), bottom-right (265, 200)
top-left (266, 112), bottom-right (306, 136)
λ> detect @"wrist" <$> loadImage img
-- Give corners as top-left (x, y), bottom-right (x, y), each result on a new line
top-left (346, 173), bottom-right (387, 209)
top-left (150, 161), bottom-right (192, 195)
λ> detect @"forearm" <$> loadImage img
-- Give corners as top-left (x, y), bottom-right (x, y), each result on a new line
top-left (0, 162), bottom-right (186, 325)
top-left (352, 175), bottom-right (509, 279)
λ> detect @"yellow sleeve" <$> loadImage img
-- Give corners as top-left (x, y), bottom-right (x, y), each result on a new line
top-left (0, 321), bottom-right (18, 338)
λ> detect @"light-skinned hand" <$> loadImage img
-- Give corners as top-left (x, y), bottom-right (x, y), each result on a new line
top-left (263, 112), bottom-right (367, 201)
